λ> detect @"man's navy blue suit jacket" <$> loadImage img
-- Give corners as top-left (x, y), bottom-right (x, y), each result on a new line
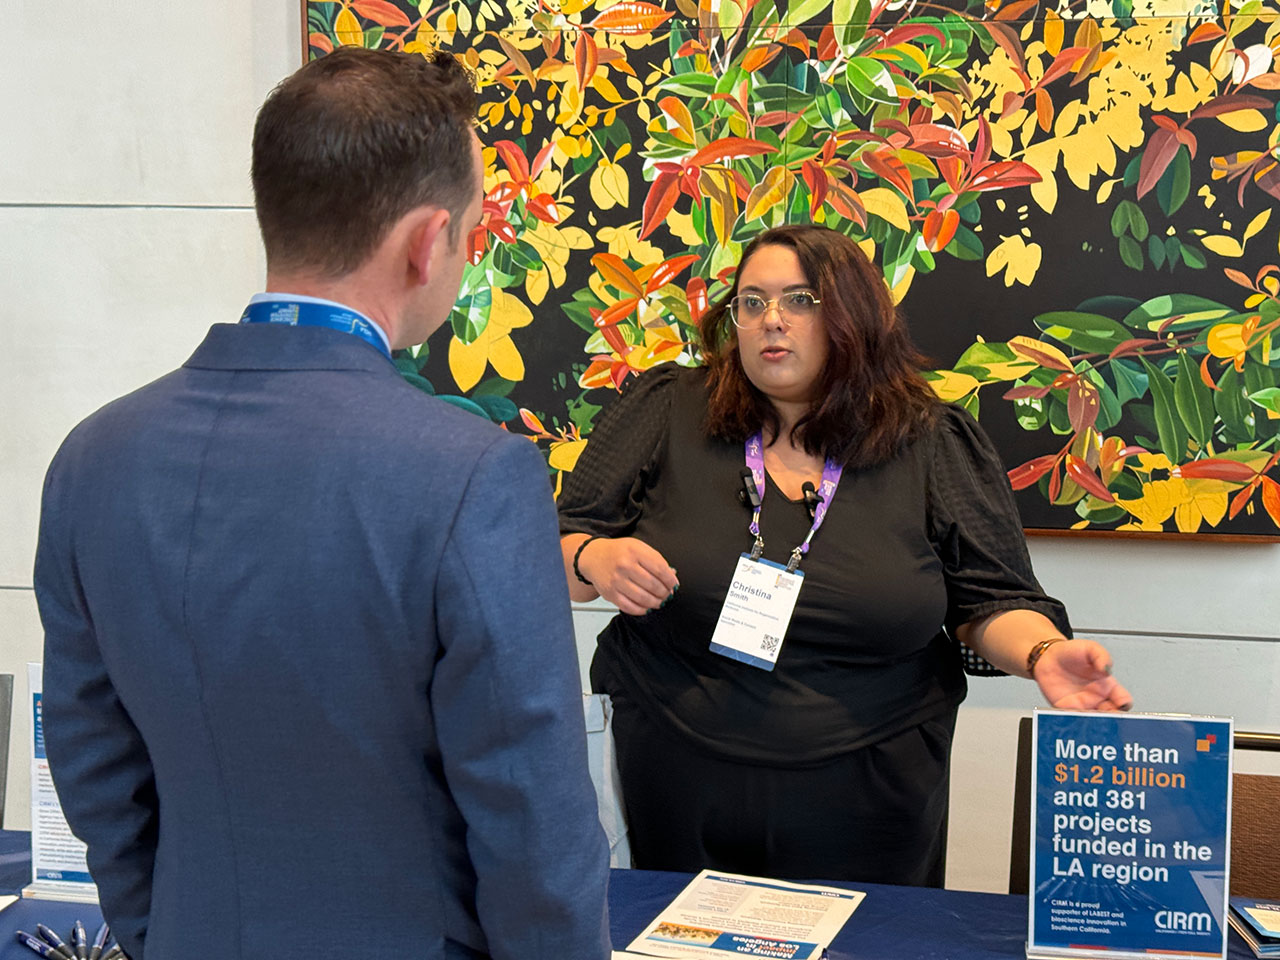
top-left (35, 321), bottom-right (611, 960)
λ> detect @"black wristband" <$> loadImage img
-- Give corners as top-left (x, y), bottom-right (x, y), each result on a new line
top-left (573, 535), bottom-right (604, 585)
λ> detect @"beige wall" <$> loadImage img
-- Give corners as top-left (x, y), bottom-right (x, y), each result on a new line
top-left (3, 0), bottom-right (1278, 895)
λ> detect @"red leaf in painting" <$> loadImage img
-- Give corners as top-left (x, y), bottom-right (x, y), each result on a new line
top-left (690, 138), bottom-right (778, 167)
top-left (1228, 480), bottom-right (1259, 519)
top-left (1108, 337), bottom-right (1160, 359)
top-left (995, 0), bottom-right (1040, 21)
top-left (936, 156), bottom-right (965, 193)
top-left (493, 140), bottom-right (532, 185)
top-left (825, 177), bottom-right (867, 228)
top-left (352, 0), bottom-right (412, 27)
top-left (645, 254), bottom-right (700, 294)
top-left (907, 123), bottom-right (970, 158)
top-left (309, 32), bottom-right (334, 53)
top-left (1189, 94), bottom-right (1272, 121)
top-left (588, 1), bottom-right (675, 35)
top-left (1002, 384), bottom-right (1053, 400)
top-left (742, 44), bottom-right (782, 73)
top-left (526, 193), bottom-right (561, 224)
top-left (882, 23), bottom-right (946, 47)
top-left (967, 160), bottom-right (1041, 192)
top-left (686, 277), bottom-right (708, 327)
top-left (487, 219), bottom-right (518, 245)
top-left (817, 23), bottom-right (838, 60)
top-left (922, 209), bottom-right (960, 252)
top-left (1261, 476), bottom-right (1280, 529)
top-left (862, 149), bottom-right (914, 200)
top-left (1035, 88), bottom-right (1053, 132)
top-left (640, 171), bottom-right (682, 240)
top-left (1038, 46), bottom-right (1090, 87)
top-left (802, 160), bottom-right (828, 218)
top-left (1009, 455), bottom-right (1059, 490)
top-left (1048, 460), bottom-right (1063, 501)
top-left (1136, 127), bottom-right (1180, 199)
top-left (1224, 267), bottom-right (1254, 289)
top-left (1066, 455), bottom-right (1115, 502)
top-left (1198, 353), bottom-right (1221, 391)
top-left (1187, 22), bottom-right (1226, 44)
top-left (592, 253), bottom-right (644, 297)
top-left (1254, 161), bottom-right (1280, 203)
top-left (1067, 379), bottom-right (1100, 434)
top-left (575, 29), bottom-right (599, 92)
top-left (981, 22), bottom-right (1026, 72)
top-left (1177, 459), bottom-right (1259, 482)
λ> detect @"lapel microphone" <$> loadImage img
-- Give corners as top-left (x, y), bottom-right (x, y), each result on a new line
top-left (801, 481), bottom-right (823, 520)
top-left (738, 469), bottom-right (761, 509)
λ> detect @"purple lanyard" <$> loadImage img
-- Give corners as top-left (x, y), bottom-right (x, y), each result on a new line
top-left (745, 432), bottom-right (844, 572)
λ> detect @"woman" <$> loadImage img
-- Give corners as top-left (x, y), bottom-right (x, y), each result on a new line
top-left (558, 224), bottom-right (1131, 886)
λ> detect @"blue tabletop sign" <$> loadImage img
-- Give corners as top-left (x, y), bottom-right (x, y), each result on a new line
top-left (1027, 710), bottom-right (1232, 960)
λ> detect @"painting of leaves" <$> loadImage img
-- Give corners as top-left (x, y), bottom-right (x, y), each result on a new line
top-left (305, 0), bottom-right (1280, 535)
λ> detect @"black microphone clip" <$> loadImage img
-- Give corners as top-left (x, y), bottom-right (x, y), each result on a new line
top-left (738, 469), bottom-right (761, 509)
top-left (801, 481), bottom-right (824, 520)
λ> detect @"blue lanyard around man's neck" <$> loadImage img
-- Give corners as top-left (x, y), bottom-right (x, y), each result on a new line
top-left (239, 297), bottom-right (393, 362)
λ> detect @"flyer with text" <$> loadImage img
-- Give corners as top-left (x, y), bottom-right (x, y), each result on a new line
top-left (619, 870), bottom-right (864, 959)
top-left (1027, 710), bottom-right (1231, 960)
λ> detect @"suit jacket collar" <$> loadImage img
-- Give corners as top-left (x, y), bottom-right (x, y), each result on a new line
top-left (184, 322), bottom-right (399, 376)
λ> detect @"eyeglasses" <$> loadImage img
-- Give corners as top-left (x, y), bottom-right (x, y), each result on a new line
top-left (729, 292), bottom-right (822, 329)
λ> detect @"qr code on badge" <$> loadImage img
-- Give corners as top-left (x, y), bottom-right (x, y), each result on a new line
top-left (760, 634), bottom-right (781, 656)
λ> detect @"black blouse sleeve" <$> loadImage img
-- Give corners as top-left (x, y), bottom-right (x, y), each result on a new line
top-left (557, 363), bottom-right (681, 538)
top-left (927, 405), bottom-right (1073, 673)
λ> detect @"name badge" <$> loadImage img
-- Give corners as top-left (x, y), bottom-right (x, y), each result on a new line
top-left (708, 554), bottom-right (803, 671)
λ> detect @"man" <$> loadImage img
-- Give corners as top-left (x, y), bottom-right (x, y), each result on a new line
top-left (35, 47), bottom-right (610, 960)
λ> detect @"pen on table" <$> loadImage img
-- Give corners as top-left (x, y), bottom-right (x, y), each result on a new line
top-left (88, 924), bottom-right (110, 960)
top-left (15, 931), bottom-right (70, 960)
top-left (73, 921), bottom-right (88, 960)
top-left (33, 926), bottom-right (76, 960)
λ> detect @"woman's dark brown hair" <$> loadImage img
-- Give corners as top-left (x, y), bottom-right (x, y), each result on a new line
top-left (699, 224), bottom-right (940, 469)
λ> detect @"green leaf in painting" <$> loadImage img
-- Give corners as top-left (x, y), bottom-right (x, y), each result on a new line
top-left (470, 394), bottom-right (519, 422)
top-left (1214, 365), bottom-right (1252, 443)
top-left (1127, 202), bottom-right (1149, 242)
top-left (1033, 311), bottom-right (1131, 353)
top-left (402, 372), bottom-right (435, 396)
top-left (845, 58), bottom-right (898, 106)
top-left (436, 395), bottom-right (491, 419)
top-left (1163, 236), bottom-right (1182, 273)
top-left (947, 225), bottom-right (983, 261)
top-left (1180, 243), bottom-right (1207, 269)
top-left (1118, 235), bottom-right (1144, 270)
top-left (1156, 146), bottom-right (1191, 217)
top-left (1148, 234), bottom-right (1166, 270)
top-left (785, 0), bottom-right (832, 25)
top-left (1123, 295), bottom-right (1232, 332)
top-left (1140, 356), bottom-right (1189, 461)
top-left (1109, 357), bottom-right (1148, 405)
top-left (472, 377), bottom-right (517, 397)
top-left (1247, 387), bottom-right (1280, 415)
top-left (1109, 203), bottom-right (1128, 238)
top-left (450, 286), bottom-right (493, 344)
top-left (659, 72), bottom-right (717, 97)
top-left (1174, 349), bottom-right (1214, 448)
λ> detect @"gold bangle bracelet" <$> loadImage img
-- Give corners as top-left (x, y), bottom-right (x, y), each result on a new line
top-left (1026, 637), bottom-right (1068, 677)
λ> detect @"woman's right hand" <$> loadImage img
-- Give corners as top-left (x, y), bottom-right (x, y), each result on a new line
top-left (577, 537), bottom-right (679, 615)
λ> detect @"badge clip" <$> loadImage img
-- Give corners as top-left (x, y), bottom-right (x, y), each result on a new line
top-left (786, 547), bottom-right (803, 573)
top-left (750, 535), bottom-right (764, 560)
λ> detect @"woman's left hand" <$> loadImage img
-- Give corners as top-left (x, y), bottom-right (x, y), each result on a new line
top-left (1033, 640), bottom-right (1133, 712)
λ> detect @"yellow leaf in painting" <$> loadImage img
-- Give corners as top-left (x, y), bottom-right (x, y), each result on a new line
top-left (335, 7), bottom-right (364, 46)
top-left (1135, 452), bottom-right (1172, 473)
top-left (1095, 178), bottom-right (1120, 205)
top-left (665, 210), bottom-right (704, 247)
top-left (1186, 479), bottom-right (1230, 527)
top-left (859, 187), bottom-right (910, 232)
top-left (1043, 10), bottom-right (1064, 56)
top-left (1244, 208), bottom-right (1272, 243)
top-left (890, 265), bottom-right (915, 305)
top-left (985, 235), bottom-right (1043, 287)
top-left (549, 439), bottom-right (588, 472)
top-left (1217, 109), bottom-right (1268, 132)
top-left (1200, 235), bottom-right (1245, 257)
top-left (1009, 335), bottom-right (1073, 371)
top-left (448, 336), bottom-right (489, 392)
top-left (1173, 499), bottom-right (1203, 533)
top-left (744, 166), bottom-right (794, 222)
top-left (589, 160), bottom-right (629, 210)
top-left (1208, 322), bottom-right (1246, 359)
top-left (526, 267), bottom-right (550, 305)
top-left (1116, 479), bottom-right (1180, 529)
top-left (924, 369), bottom-right (981, 402)
top-left (857, 238), bottom-right (876, 261)
top-left (447, 288), bottom-right (534, 391)
top-left (524, 221), bottom-right (592, 290)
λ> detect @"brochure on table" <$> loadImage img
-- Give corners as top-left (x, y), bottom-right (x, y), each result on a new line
top-left (614, 869), bottom-right (864, 960)
top-left (25, 663), bottom-right (98, 903)
top-left (1228, 897), bottom-right (1280, 958)
top-left (1027, 709), bottom-right (1231, 960)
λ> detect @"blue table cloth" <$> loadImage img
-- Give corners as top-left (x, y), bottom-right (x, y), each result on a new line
top-left (0, 833), bottom-right (1254, 960)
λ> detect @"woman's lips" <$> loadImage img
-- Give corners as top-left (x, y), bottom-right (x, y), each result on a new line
top-left (760, 346), bottom-right (791, 360)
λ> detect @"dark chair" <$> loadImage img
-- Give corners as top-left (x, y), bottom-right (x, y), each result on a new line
top-left (0, 673), bottom-right (12, 824)
top-left (1008, 718), bottom-right (1280, 896)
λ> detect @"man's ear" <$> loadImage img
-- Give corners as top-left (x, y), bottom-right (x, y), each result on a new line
top-left (406, 207), bottom-right (453, 288)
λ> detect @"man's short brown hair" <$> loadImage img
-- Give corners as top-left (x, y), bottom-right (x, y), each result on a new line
top-left (252, 46), bottom-right (478, 277)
